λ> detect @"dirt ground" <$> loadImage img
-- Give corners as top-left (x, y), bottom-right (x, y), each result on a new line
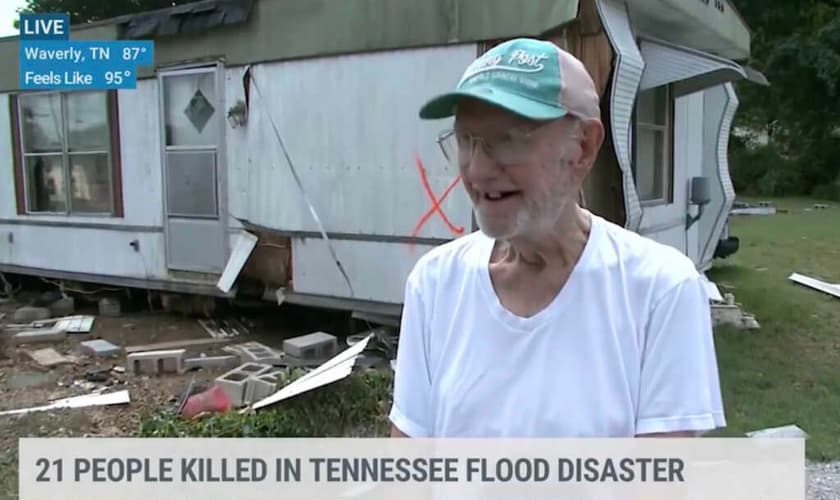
top-left (0, 286), bottom-right (365, 457)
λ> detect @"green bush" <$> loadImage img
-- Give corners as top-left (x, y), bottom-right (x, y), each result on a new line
top-left (138, 370), bottom-right (394, 438)
top-left (730, 145), bottom-right (806, 197)
top-left (810, 174), bottom-right (840, 201)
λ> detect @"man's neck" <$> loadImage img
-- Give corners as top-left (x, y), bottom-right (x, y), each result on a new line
top-left (495, 206), bottom-right (593, 271)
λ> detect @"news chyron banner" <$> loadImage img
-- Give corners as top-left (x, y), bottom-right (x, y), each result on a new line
top-left (20, 437), bottom-right (805, 499)
top-left (18, 13), bottom-right (153, 90)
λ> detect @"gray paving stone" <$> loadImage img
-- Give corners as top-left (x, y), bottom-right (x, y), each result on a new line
top-left (80, 339), bottom-right (121, 357)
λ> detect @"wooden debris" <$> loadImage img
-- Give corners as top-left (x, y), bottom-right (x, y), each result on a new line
top-left (124, 337), bottom-right (234, 354)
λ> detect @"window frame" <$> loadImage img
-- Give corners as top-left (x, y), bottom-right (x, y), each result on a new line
top-left (632, 84), bottom-right (675, 207)
top-left (9, 90), bottom-right (124, 217)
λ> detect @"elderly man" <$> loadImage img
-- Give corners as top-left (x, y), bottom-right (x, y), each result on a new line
top-left (389, 38), bottom-right (725, 438)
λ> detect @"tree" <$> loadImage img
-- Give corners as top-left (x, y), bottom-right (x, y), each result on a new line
top-left (14, 0), bottom-right (186, 27)
top-left (729, 0), bottom-right (840, 199)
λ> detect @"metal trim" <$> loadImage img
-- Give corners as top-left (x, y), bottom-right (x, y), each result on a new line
top-left (0, 218), bottom-right (162, 232)
top-left (0, 263), bottom-right (234, 297)
top-left (282, 290), bottom-right (403, 318)
top-left (699, 82), bottom-right (738, 269)
top-left (596, 0), bottom-right (644, 232)
top-left (236, 219), bottom-right (453, 246)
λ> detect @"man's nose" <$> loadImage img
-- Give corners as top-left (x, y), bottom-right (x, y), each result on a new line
top-left (461, 143), bottom-right (501, 181)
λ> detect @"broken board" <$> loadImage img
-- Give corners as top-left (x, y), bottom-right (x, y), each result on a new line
top-left (125, 337), bottom-right (234, 354)
top-left (216, 230), bottom-right (258, 294)
top-left (789, 273), bottom-right (840, 299)
top-left (0, 390), bottom-right (130, 417)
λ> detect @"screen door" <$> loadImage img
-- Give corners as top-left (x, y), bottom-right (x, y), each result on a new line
top-left (158, 65), bottom-right (227, 273)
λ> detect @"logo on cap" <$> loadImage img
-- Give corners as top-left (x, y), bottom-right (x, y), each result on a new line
top-left (459, 49), bottom-right (551, 86)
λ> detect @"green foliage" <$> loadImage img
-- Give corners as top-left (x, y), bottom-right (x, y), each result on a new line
top-left (730, 0), bottom-right (840, 198)
top-left (730, 145), bottom-right (804, 197)
top-left (138, 370), bottom-right (395, 438)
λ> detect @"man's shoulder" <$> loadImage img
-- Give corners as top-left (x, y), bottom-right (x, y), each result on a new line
top-left (592, 215), bottom-right (701, 291)
top-left (406, 230), bottom-right (489, 288)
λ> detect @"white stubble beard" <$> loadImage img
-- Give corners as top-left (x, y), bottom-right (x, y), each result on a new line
top-left (474, 158), bottom-right (576, 241)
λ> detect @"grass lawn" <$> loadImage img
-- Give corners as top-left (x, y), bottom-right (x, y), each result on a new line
top-left (706, 197), bottom-right (840, 460)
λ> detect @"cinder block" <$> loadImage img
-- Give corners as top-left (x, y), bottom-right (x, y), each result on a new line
top-left (282, 331), bottom-right (337, 360)
top-left (243, 344), bottom-right (284, 365)
top-left (13, 327), bottom-right (66, 345)
top-left (80, 339), bottom-right (121, 357)
top-left (127, 349), bottom-right (185, 375)
top-left (243, 370), bottom-right (285, 405)
top-left (216, 363), bottom-right (272, 407)
top-left (184, 355), bottom-right (240, 371)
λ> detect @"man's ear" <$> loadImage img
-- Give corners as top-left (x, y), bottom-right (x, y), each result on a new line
top-left (579, 119), bottom-right (605, 170)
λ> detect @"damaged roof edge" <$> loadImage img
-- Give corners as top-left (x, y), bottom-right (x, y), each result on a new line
top-left (119, 0), bottom-right (255, 39)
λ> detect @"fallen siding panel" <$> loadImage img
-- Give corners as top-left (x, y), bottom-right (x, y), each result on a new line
top-left (789, 273), bottom-right (840, 299)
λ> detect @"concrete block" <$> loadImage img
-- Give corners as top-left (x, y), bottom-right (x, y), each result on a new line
top-left (215, 363), bottom-right (271, 407)
top-left (13, 327), bottom-right (66, 345)
top-left (98, 297), bottom-right (121, 317)
top-left (184, 355), bottom-right (240, 371)
top-left (80, 339), bottom-right (121, 357)
top-left (49, 297), bottom-right (75, 317)
top-left (242, 344), bottom-right (284, 365)
top-left (13, 306), bottom-right (51, 323)
top-left (127, 349), bottom-right (185, 375)
top-left (282, 331), bottom-right (337, 360)
top-left (243, 370), bottom-right (284, 405)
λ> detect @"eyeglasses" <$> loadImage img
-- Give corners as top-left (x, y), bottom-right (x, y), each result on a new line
top-left (435, 118), bottom-right (568, 167)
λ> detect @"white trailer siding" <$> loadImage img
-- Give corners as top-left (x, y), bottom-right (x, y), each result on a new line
top-left (0, 83), bottom-right (171, 280)
top-left (698, 82), bottom-right (738, 270)
top-left (596, 0), bottom-right (645, 233)
top-left (228, 44), bottom-right (478, 239)
top-left (290, 239), bottom-right (441, 304)
top-left (224, 44), bottom-right (480, 304)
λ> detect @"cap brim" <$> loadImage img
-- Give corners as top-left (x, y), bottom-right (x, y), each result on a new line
top-left (418, 86), bottom-right (568, 121)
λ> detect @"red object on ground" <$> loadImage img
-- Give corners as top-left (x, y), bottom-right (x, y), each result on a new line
top-left (180, 384), bottom-right (231, 419)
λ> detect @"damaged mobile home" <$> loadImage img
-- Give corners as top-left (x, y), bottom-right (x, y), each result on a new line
top-left (0, 0), bottom-right (766, 320)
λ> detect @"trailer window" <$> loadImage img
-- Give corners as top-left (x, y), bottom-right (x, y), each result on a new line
top-left (10, 91), bottom-right (122, 216)
top-left (633, 85), bottom-right (673, 205)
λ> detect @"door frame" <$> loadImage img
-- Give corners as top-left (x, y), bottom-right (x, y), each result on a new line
top-left (156, 60), bottom-right (229, 275)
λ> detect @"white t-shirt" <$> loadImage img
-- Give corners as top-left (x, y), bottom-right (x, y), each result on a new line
top-left (389, 213), bottom-right (726, 437)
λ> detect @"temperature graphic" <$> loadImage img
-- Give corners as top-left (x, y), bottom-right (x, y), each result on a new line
top-left (105, 70), bottom-right (133, 86)
top-left (18, 13), bottom-right (154, 90)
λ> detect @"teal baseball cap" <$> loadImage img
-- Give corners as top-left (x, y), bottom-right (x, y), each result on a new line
top-left (419, 38), bottom-right (597, 121)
